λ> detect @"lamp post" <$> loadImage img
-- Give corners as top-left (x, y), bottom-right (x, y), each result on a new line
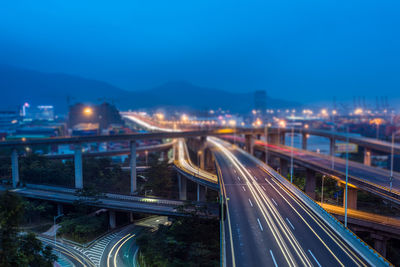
top-left (264, 123), bottom-right (270, 165)
top-left (390, 131), bottom-right (396, 192)
top-left (321, 175), bottom-right (325, 207)
top-left (331, 125), bottom-right (335, 170)
top-left (290, 125), bottom-right (294, 183)
top-left (344, 126), bottom-right (350, 227)
top-left (54, 213), bottom-right (64, 254)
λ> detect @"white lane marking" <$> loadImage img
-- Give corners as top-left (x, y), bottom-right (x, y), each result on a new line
top-left (270, 250), bottom-right (278, 267)
top-left (257, 218), bottom-right (263, 231)
top-left (261, 185), bottom-right (266, 191)
top-left (237, 176), bottom-right (241, 181)
top-left (254, 176), bottom-right (258, 181)
top-left (308, 249), bottom-right (322, 267)
top-left (234, 169), bottom-right (236, 173)
top-left (248, 199), bottom-right (253, 207)
top-left (271, 198), bottom-right (278, 206)
top-left (286, 218), bottom-right (295, 230)
top-left (242, 186), bottom-right (246, 192)
top-left (265, 178), bottom-right (268, 182)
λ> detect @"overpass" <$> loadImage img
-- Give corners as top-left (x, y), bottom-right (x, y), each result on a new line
top-left (223, 135), bottom-right (400, 206)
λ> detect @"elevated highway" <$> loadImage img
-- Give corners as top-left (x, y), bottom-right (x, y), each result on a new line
top-left (212, 138), bottom-right (389, 266)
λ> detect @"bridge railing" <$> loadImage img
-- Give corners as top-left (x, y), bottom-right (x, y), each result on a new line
top-left (243, 150), bottom-right (391, 266)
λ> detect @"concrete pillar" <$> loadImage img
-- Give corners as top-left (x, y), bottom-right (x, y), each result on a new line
top-left (11, 149), bottom-right (19, 188)
top-left (371, 234), bottom-right (388, 257)
top-left (305, 169), bottom-right (316, 199)
top-left (109, 210), bottom-right (116, 229)
top-left (199, 150), bottom-right (205, 169)
top-left (329, 138), bottom-right (336, 156)
top-left (197, 184), bottom-right (206, 202)
top-left (364, 148), bottom-right (371, 166)
top-left (245, 134), bottom-right (254, 155)
top-left (279, 132), bottom-right (285, 145)
top-left (344, 187), bottom-right (358, 210)
top-left (74, 144), bottom-right (83, 189)
top-left (130, 141), bottom-right (137, 194)
top-left (279, 158), bottom-right (289, 178)
top-left (302, 134), bottom-right (308, 150)
top-left (173, 142), bottom-right (178, 161)
top-left (129, 212), bottom-right (134, 223)
top-left (57, 204), bottom-right (63, 216)
top-left (269, 133), bottom-right (280, 145)
top-left (178, 173), bottom-right (187, 200)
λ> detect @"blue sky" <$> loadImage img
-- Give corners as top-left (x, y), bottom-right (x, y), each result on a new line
top-left (1, 0), bottom-right (399, 104)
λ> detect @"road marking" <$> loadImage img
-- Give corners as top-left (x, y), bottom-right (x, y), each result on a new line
top-left (265, 178), bottom-right (268, 182)
top-left (286, 218), bottom-right (295, 230)
top-left (261, 185), bottom-right (266, 191)
top-left (257, 218), bottom-right (263, 231)
top-left (270, 250), bottom-right (278, 267)
top-left (242, 186), bottom-right (246, 192)
top-left (271, 198), bottom-right (278, 206)
top-left (308, 250), bottom-right (322, 267)
top-left (254, 176), bottom-right (258, 181)
top-left (237, 176), bottom-right (241, 181)
top-left (248, 199), bottom-right (253, 207)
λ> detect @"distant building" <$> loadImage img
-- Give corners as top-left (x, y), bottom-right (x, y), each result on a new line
top-left (0, 110), bottom-right (20, 134)
top-left (68, 102), bottom-right (123, 130)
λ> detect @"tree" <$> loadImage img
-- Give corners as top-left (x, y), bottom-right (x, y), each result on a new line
top-left (0, 191), bottom-right (57, 267)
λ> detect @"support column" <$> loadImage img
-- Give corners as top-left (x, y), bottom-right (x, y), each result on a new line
top-left (74, 144), bottom-right (83, 189)
top-left (364, 148), bottom-right (371, 166)
top-left (279, 132), bottom-right (285, 145)
top-left (57, 204), bottom-right (63, 216)
top-left (199, 150), bottom-right (205, 169)
top-left (11, 149), bottom-right (19, 188)
top-left (302, 134), bottom-right (308, 150)
top-left (173, 142), bottom-right (178, 161)
top-left (130, 141), bottom-right (137, 194)
top-left (329, 138), bottom-right (336, 156)
top-left (344, 187), bottom-right (358, 210)
top-left (279, 158), bottom-right (289, 178)
top-left (305, 169), bottom-right (316, 199)
top-left (178, 173), bottom-right (187, 200)
top-left (129, 212), bottom-right (134, 223)
top-left (245, 134), bottom-right (254, 155)
top-left (269, 133), bottom-right (280, 145)
top-left (371, 234), bottom-right (388, 258)
top-left (109, 210), bottom-right (116, 229)
top-left (197, 184), bottom-right (206, 202)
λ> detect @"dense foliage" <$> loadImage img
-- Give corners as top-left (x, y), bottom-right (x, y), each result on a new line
top-left (137, 211), bottom-right (219, 267)
top-left (0, 191), bottom-right (56, 267)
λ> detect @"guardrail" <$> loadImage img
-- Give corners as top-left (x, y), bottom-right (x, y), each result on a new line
top-left (242, 149), bottom-right (391, 266)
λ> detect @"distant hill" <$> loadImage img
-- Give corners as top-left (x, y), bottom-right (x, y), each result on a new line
top-left (0, 65), bottom-right (300, 113)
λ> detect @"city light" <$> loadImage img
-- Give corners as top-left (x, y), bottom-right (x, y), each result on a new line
top-left (354, 108), bottom-right (363, 115)
top-left (278, 120), bottom-right (286, 128)
top-left (83, 107), bottom-right (93, 116)
top-left (181, 114), bottom-right (189, 122)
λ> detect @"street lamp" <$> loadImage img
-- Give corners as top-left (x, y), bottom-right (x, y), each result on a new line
top-left (264, 123), bottom-right (271, 165)
top-left (321, 175), bottom-right (325, 207)
top-left (54, 213), bottom-right (64, 254)
top-left (145, 150), bottom-right (148, 166)
top-left (344, 126), bottom-right (350, 227)
top-left (290, 125), bottom-right (294, 183)
top-left (390, 131), bottom-right (397, 192)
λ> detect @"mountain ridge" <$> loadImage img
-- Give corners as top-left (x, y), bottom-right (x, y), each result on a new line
top-left (0, 65), bottom-right (300, 113)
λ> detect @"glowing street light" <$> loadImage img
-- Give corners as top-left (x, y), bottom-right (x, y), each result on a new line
top-left (83, 107), bottom-right (93, 116)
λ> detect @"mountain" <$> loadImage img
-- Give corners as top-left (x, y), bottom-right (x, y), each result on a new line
top-left (0, 65), bottom-right (300, 113)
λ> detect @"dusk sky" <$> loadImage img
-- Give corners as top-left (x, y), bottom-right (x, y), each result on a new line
top-left (1, 0), bottom-right (400, 104)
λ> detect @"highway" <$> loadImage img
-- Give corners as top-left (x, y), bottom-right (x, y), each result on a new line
top-left (211, 138), bottom-right (387, 266)
top-left (253, 139), bottom-right (400, 200)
